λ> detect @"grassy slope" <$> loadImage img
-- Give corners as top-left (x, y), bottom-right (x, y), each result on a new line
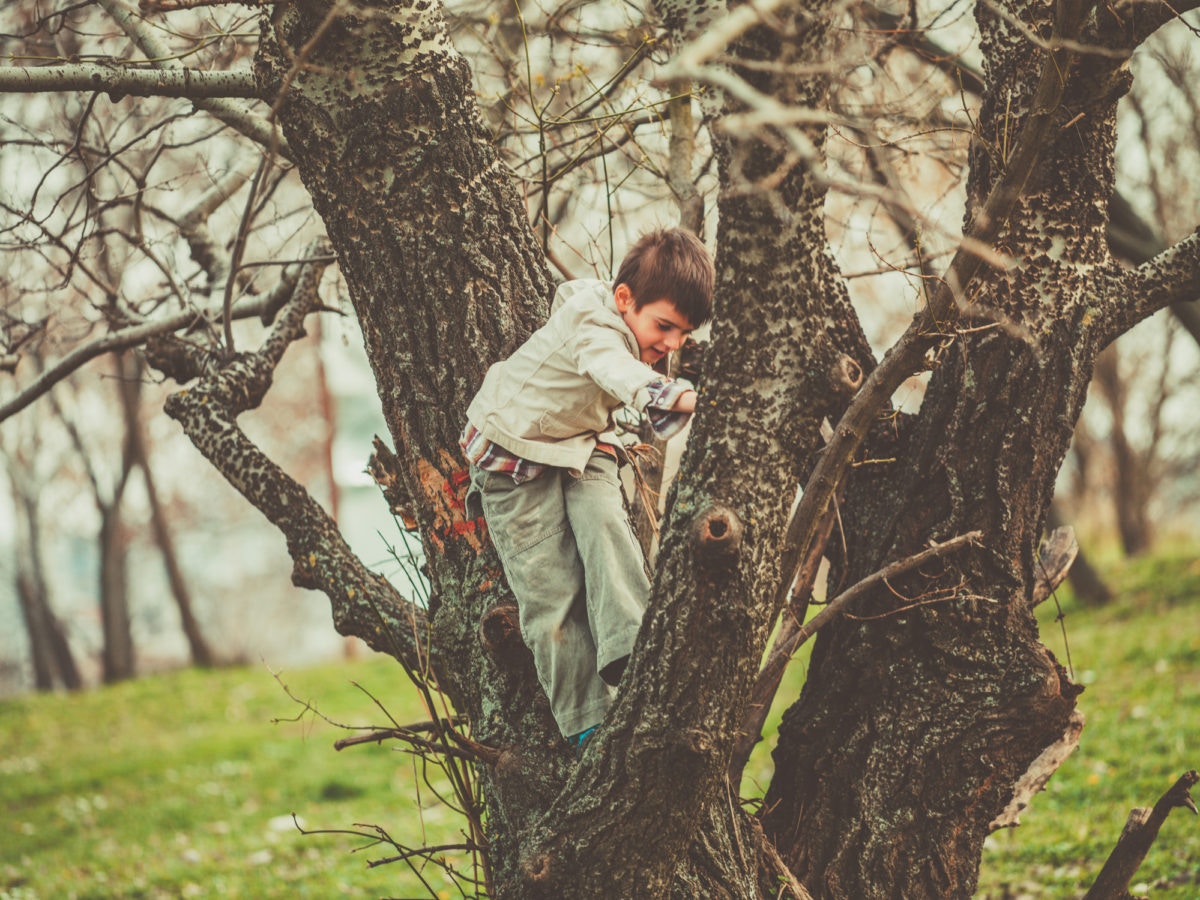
top-left (2, 550), bottom-right (1197, 899)
top-left (1, 657), bottom-right (469, 899)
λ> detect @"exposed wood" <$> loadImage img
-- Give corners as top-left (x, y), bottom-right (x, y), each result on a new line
top-left (990, 710), bottom-right (1086, 830)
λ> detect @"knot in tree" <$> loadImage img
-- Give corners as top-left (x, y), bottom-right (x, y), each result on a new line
top-left (478, 603), bottom-right (523, 657)
top-left (691, 503), bottom-right (744, 572)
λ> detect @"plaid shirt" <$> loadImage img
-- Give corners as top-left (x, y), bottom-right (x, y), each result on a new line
top-left (461, 377), bottom-right (692, 484)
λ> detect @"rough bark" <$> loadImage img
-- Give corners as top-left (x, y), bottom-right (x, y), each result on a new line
top-left (759, 0), bottom-right (1148, 894)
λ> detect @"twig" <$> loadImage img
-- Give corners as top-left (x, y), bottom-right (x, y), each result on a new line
top-left (0, 255), bottom-right (331, 424)
top-left (752, 820), bottom-right (815, 900)
top-left (728, 501), bottom-right (838, 781)
top-left (779, 531), bottom-right (979, 653)
top-left (96, 0), bottom-right (292, 158)
top-left (333, 728), bottom-right (481, 763)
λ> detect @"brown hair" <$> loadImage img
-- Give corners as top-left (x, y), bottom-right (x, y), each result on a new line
top-left (614, 227), bottom-right (714, 326)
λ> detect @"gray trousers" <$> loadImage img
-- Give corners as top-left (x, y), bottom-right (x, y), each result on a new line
top-left (469, 451), bottom-right (649, 737)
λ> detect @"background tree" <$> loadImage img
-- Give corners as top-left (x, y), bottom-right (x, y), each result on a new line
top-left (2, 379), bottom-right (82, 690)
top-left (2, 0), bottom-right (1199, 898)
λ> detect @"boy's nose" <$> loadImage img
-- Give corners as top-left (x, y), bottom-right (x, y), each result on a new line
top-left (664, 333), bottom-right (683, 351)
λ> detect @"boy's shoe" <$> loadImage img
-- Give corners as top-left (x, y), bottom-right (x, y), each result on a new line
top-left (568, 725), bottom-right (598, 758)
top-left (599, 655), bottom-right (629, 687)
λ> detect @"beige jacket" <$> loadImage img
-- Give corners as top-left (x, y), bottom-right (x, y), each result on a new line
top-left (465, 279), bottom-right (661, 473)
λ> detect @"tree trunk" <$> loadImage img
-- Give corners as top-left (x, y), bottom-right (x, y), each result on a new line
top-left (13, 489), bottom-right (81, 691)
top-left (256, 6), bottom-right (572, 889)
top-left (1093, 346), bottom-right (1154, 555)
top-left (98, 495), bottom-right (135, 684)
top-left (119, 355), bottom-right (215, 667)
top-left (759, 0), bottom-right (1163, 892)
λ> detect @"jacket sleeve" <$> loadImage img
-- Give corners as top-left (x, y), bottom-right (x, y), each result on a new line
top-left (569, 310), bottom-right (659, 411)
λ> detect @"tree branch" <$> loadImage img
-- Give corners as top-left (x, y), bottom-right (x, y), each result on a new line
top-left (753, 820), bottom-right (815, 900)
top-left (729, 502), bottom-right (838, 782)
top-left (1094, 0), bottom-right (1200, 54)
top-left (96, 0), bottom-right (290, 158)
top-left (0, 63), bottom-right (259, 98)
top-left (157, 243), bottom-right (428, 668)
top-left (865, 1), bottom-right (1200, 344)
top-left (0, 252), bottom-right (331, 424)
top-left (732, 531), bottom-right (983, 782)
top-left (1119, 227), bottom-right (1200, 336)
top-left (1083, 770), bottom-right (1199, 900)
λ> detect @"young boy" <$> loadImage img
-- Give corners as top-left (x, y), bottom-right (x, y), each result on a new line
top-left (461, 228), bottom-right (714, 750)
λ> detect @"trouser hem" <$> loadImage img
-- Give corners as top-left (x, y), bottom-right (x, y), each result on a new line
top-left (557, 695), bottom-right (613, 739)
top-left (595, 626), bottom-right (643, 673)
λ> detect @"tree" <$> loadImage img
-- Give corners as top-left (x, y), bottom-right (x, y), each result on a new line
top-left (2, 0), bottom-right (1198, 897)
top-left (2, 387), bottom-right (82, 691)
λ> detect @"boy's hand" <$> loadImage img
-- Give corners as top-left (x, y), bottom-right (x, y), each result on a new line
top-left (673, 390), bottom-right (697, 413)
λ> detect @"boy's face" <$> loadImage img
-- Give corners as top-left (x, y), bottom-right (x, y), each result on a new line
top-left (614, 285), bottom-right (695, 366)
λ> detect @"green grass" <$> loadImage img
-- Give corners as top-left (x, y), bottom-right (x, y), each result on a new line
top-left (2, 550), bottom-right (1197, 899)
top-left (0, 657), bottom-right (471, 899)
top-left (976, 549), bottom-right (1200, 899)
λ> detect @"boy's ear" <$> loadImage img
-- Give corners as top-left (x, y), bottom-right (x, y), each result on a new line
top-left (613, 283), bottom-right (634, 313)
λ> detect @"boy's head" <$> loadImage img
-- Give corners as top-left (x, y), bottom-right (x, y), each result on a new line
top-left (614, 228), bottom-right (714, 328)
top-left (613, 228), bottom-right (714, 366)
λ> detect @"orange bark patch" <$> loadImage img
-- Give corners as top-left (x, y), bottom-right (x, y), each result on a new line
top-left (416, 449), bottom-right (485, 553)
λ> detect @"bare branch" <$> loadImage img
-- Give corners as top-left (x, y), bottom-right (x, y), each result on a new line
top-left (0, 252), bottom-right (332, 424)
top-left (158, 244), bottom-right (429, 667)
top-left (1095, 0), bottom-right (1200, 53)
top-left (140, 0), bottom-right (272, 10)
top-left (96, 0), bottom-right (290, 159)
top-left (1084, 770), bottom-right (1200, 900)
top-left (0, 63), bottom-right (259, 99)
top-left (729, 501), bottom-right (838, 782)
top-left (658, 0), bottom-right (796, 78)
top-left (753, 820), bottom-right (815, 900)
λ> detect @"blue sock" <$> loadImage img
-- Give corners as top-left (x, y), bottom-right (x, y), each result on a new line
top-left (569, 725), bottom-right (598, 753)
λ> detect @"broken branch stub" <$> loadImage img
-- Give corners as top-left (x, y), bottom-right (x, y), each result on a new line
top-left (1083, 770), bottom-right (1199, 900)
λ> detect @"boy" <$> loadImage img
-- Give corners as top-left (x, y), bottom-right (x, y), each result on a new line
top-left (461, 228), bottom-right (714, 750)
